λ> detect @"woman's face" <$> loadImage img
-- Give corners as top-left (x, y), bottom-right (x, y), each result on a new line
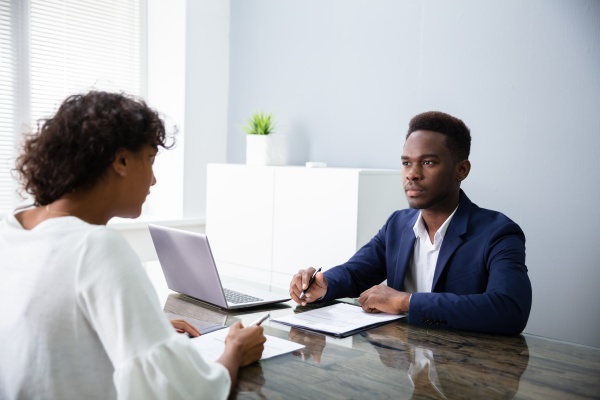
top-left (118, 144), bottom-right (157, 218)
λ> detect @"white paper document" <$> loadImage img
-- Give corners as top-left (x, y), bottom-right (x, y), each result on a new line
top-left (190, 327), bottom-right (305, 361)
top-left (271, 303), bottom-right (405, 337)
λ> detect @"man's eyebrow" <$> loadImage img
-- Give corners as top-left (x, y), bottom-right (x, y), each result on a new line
top-left (401, 153), bottom-right (440, 160)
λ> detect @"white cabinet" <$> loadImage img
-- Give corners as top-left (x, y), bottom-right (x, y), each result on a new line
top-left (206, 163), bottom-right (407, 289)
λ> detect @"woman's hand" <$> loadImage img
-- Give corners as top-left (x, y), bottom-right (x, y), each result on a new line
top-left (217, 321), bottom-right (266, 384)
top-left (170, 319), bottom-right (201, 337)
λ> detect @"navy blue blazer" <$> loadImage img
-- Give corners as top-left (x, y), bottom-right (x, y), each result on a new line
top-left (322, 191), bottom-right (532, 335)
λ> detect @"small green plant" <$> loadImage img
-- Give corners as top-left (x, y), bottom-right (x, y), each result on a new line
top-left (242, 112), bottom-right (276, 135)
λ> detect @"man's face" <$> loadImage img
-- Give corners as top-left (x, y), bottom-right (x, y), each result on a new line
top-left (401, 130), bottom-right (466, 211)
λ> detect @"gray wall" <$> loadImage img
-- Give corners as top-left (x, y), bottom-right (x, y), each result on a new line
top-left (226, 0), bottom-right (600, 347)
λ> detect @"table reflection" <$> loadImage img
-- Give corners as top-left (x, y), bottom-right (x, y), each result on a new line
top-left (360, 324), bottom-right (529, 399)
top-left (231, 362), bottom-right (266, 399)
top-left (287, 328), bottom-right (327, 365)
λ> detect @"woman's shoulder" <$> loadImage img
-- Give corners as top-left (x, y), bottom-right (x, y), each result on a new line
top-left (75, 224), bottom-right (146, 288)
top-left (79, 224), bottom-right (138, 262)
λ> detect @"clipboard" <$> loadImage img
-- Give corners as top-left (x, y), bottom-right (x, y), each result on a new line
top-left (271, 303), bottom-right (405, 338)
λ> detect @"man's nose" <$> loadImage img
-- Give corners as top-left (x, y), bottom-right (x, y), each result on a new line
top-left (405, 165), bottom-right (422, 181)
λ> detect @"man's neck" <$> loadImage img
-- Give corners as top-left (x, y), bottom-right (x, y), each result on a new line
top-left (420, 212), bottom-right (450, 242)
top-left (420, 194), bottom-right (461, 240)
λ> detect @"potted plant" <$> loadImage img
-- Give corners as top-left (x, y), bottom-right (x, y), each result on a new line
top-left (242, 111), bottom-right (286, 166)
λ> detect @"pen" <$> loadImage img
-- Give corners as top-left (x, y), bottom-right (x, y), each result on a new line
top-left (299, 267), bottom-right (322, 300)
top-left (249, 313), bottom-right (270, 327)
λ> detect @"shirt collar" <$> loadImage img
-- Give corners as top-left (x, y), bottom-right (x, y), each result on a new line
top-left (412, 206), bottom-right (459, 242)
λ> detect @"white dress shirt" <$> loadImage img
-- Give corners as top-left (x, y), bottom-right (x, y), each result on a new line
top-left (404, 207), bottom-right (458, 293)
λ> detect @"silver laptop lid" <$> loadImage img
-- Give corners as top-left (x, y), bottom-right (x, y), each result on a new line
top-left (149, 224), bottom-right (291, 309)
top-left (148, 224), bottom-right (228, 308)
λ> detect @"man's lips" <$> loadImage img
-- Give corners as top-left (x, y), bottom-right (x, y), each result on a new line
top-left (405, 185), bottom-right (425, 196)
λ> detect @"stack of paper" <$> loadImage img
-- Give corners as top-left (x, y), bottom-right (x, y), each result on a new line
top-left (271, 303), bottom-right (405, 337)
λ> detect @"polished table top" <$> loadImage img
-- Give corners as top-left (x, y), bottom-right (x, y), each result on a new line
top-left (164, 294), bottom-right (600, 400)
top-left (146, 262), bottom-right (600, 399)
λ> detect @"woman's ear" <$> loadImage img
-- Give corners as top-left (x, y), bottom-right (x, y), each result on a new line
top-left (457, 159), bottom-right (471, 182)
top-left (112, 148), bottom-right (129, 177)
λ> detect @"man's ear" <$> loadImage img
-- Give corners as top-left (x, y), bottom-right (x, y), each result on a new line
top-left (112, 148), bottom-right (129, 177)
top-left (456, 159), bottom-right (471, 182)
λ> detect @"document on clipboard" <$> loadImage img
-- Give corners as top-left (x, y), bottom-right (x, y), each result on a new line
top-left (271, 303), bottom-right (405, 338)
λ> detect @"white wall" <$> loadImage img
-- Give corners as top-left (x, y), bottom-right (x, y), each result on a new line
top-left (226, 0), bottom-right (600, 347)
top-left (144, 0), bottom-right (230, 221)
top-left (145, 0), bottom-right (186, 219)
top-left (183, 0), bottom-right (230, 219)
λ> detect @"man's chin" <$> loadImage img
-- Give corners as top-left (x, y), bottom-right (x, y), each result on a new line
top-left (406, 198), bottom-right (427, 209)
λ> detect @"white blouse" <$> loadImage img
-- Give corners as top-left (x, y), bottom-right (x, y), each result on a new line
top-left (0, 211), bottom-right (230, 399)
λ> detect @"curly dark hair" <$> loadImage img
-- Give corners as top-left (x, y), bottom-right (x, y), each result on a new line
top-left (406, 111), bottom-right (471, 161)
top-left (15, 91), bottom-right (174, 206)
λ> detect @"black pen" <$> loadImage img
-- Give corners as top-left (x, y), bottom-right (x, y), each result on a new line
top-left (299, 267), bottom-right (322, 300)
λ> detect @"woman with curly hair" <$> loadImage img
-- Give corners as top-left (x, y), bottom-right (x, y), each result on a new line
top-left (0, 91), bottom-right (265, 399)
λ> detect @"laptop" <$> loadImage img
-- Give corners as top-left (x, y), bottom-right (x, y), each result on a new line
top-left (148, 224), bottom-right (291, 309)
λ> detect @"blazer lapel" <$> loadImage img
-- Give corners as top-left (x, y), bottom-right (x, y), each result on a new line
top-left (432, 226), bottom-right (463, 290)
top-left (432, 191), bottom-right (471, 290)
top-left (391, 215), bottom-right (418, 290)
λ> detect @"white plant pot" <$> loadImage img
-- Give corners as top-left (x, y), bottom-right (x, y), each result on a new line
top-left (246, 134), bottom-right (287, 166)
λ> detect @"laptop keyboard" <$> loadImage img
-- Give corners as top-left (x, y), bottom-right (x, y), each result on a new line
top-left (223, 288), bottom-right (263, 304)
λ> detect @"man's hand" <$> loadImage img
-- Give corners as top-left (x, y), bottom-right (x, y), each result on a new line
top-left (358, 284), bottom-right (411, 314)
top-left (289, 267), bottom-right (328, 306)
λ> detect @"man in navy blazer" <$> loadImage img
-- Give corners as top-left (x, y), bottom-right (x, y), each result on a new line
top-left (289, 111), bottom-right (532, 335)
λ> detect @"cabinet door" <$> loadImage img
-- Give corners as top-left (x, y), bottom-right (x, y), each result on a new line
top-left (271, 168), bottom-right (359, 282)
top-left (357, 172), bottom-right (406, 248)
top-left (206, 165), bottom-right (274, 273)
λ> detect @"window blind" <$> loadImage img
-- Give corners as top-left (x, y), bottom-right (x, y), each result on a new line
top-left (29, 0), bottom-right (144, 124)
top-left (0, 0), bottom-right (144, 215)
top-left (0, 0), bottom-right (19, 213)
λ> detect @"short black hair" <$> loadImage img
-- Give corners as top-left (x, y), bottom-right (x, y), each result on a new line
top-left (15, 91), bottom-right (174, 206)
top-left (406, 111), bottom-right (471, 161)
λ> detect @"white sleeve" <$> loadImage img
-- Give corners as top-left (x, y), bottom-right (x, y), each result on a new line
top-left (75, 228), bottom-right (231, 400)
top-left (114, 335), bottom-right (230, 400)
